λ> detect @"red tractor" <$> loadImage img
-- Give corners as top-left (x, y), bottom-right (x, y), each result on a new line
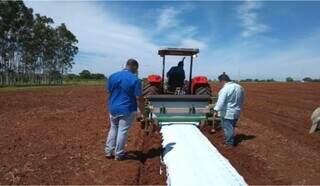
top-left (143, 48), bottom-right (211, 96)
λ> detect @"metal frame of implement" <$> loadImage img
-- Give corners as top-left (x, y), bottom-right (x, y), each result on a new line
top-left (143, 95), bottom-right (219, 131)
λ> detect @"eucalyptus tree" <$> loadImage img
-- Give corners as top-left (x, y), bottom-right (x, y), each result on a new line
top-left (0, 0), bottom-right (78, 86)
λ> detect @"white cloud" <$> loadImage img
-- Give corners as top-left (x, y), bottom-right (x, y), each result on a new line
top-left (156, 7), bottom-right (180, 32)
top-left (155, 6), bottom-right (207, 49)
top-left (25, 1), bottom-right (161, 76)
top-left (24, 1), bottom-right (207, 77)
top-left (238, 1), bottom-right (269, 37)
top-left (195, 31), bottom-right (320, 81)
top-left (180, 38), bottom-right (207, 49)
top-left (24, 1), bottom-right (318, 81)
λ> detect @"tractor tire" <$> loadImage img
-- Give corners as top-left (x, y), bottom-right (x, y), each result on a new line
top-left (143, 83), bottom-right (161, 97)
top-left (195, 85), bottom-right (212, 96)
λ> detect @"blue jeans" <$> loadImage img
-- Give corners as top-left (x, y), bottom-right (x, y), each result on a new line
top-left (105, 112), bottom-right (135, 158)
top-left (221, 118), bottom-right (238, 145)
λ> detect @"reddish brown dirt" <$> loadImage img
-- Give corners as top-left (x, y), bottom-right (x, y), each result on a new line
top-left (0, 85), bottom-right (165, 185)
top-left (205, 82), bottom-right (320, 185)
top-left (1, 83), bottom-right (320, 185)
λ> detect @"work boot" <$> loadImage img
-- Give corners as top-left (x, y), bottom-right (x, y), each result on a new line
top-left (114, 152), bottom-right (128, 161)
top-left (114, 155), bottom-right (128, 161)
top-left (222, 142), bottom-right (235, 149)
top-left (105, 153), bottom-right (114, 159)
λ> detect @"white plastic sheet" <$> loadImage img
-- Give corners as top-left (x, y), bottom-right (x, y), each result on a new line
top-left (160, 123), bottom-right (247, 186)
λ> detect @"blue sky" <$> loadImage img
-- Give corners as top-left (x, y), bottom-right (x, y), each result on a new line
top-left (25, 1), bottom-right (320, 80)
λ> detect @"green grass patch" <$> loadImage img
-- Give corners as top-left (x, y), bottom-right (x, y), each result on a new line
top-left (0, 79), bottom-right (106, 92)
top-left (0, 84), bottom-right (64, 91)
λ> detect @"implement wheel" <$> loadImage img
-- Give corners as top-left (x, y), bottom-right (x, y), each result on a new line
top-left (195, 85), bottom-right (212, 96)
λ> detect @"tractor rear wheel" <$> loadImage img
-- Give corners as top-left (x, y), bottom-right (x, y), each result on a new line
top-left (195, 85), bottom-right (212, 96)
top-left (143, 83), bottom-right (161, 97)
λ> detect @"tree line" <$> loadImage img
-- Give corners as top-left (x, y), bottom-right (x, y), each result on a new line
top-left (239, 77), bottom-right (320, 83)
top-left (64, 70), bottom-right (105, 81)
top-left (0, 1), bottom-right (78, 86)
top-left (286, 77), bottom-right (320, 82)
top-left (240, 78), bottom-right (276, 83)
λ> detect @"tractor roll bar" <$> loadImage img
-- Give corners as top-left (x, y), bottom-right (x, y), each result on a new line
top-left (158, 48), bottom-right (200, 94)
top-left (189, 56), bottom-right (193, 94)
top-left (162, 55), bottom-right (165, 92)
top-left (158, 48), bottom-right (199, 57)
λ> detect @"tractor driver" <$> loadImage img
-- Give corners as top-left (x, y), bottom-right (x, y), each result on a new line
top-left (166, 60), bottom-right (186, 92)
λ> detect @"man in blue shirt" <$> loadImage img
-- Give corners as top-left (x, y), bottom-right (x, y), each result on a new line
top-left (105, 59), bottom-right (144, 160)
top-left (214, 72), bottom-right (245, 147)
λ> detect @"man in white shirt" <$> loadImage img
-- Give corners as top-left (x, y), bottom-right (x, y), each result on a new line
top-left (214, 72), bottom-right (245, 147)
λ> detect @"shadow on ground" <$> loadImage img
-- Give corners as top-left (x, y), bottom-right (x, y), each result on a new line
top-left (127, 142), bottom-right (176, 163)
top-left (127, 147), bottom-right (163, 163)
top-left (234, 134), bottom-right (256, 146)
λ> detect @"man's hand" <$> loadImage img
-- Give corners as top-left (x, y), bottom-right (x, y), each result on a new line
top-left (138, 112), bottom-right (146, 121)
top-left (137, 96), bottom-right (145, 115)
top-left (136, 112), bottom-right (146, 122)
top-left (137, 112), bottom-right (146, 130)
top-left (213, 110), bottom-right (218, 118)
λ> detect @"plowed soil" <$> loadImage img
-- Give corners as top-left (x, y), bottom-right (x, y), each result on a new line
top-left (204, 82), bottom-right (320, 185)
top-left (0, 86), bottom-right (165, 185)
top-left (0, 83), bottom-right (320, 185)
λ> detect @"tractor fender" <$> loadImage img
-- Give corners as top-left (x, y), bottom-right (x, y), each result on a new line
top-left (192, 76), bottom-right (209, 84)
top-left (147, 74), bottom-right (162, 85)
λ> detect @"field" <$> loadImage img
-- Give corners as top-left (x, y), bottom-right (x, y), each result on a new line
top-left (0, 83), bottom-right (320, 184)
